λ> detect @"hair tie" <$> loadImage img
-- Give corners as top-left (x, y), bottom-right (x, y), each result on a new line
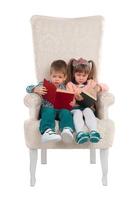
top-left (73, 58), bottom-right (89, 67)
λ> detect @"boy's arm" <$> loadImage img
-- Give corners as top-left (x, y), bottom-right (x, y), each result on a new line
top-left (24, 82), bottom-right (43, 119)
top-left (26, 82), bottom-right (47, 95)
top-left (26, 82), bottom-right (43, 93)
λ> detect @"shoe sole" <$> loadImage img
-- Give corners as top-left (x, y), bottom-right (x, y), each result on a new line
top-left (42, 136), bottom-right (61, 143)
top-left (77, 136), bottom-right (89, 144)
top-left (90, 136), bottom-right (100, 143)
top-left (61, 132), bottom-right (73, 143)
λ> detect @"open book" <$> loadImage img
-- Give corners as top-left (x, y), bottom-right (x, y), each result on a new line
top-left (42, 79), bottom-right (74, 110)
top-left (76, 87), bottom-right (97, 108)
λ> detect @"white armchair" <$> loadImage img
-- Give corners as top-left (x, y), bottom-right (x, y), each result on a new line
top-left (24, 15), bottom-right (115, 186)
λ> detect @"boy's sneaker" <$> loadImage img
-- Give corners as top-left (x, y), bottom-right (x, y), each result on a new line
top-left (89, 130), bottom-right (101, 143)
top-left (75, 131), bottom-right (90, 144)
top-left (41, 128), bottom-right (61, 143)
top-left (61, 128), bottom-right (74, 143)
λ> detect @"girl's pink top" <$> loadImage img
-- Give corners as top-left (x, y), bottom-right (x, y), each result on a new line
top-left (66, 79), bottom-right (108, 94)
top-left (66, 79), bottom-right (108, 107)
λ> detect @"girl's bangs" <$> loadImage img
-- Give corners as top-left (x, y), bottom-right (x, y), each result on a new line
top-left (74, 65), bottom-right (90, 74)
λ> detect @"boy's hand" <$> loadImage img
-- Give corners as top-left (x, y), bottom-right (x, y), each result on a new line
top-left (33, 86), bottom-right (47, 95)
top-left (69, 99), bottom-right (76, 107)
top-left (75, 94), bottom-right (83, 101)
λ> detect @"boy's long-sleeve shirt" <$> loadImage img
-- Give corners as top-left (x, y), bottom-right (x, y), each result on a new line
top-left (26, 81), bottom-right (66, 108)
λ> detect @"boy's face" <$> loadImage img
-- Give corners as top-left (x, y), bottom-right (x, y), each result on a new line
top-left (50, 71), bottom-right (66, 87)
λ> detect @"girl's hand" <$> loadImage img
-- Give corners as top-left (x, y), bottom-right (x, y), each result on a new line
top-left (89, 79), bottom-right (97, 88)
top-left (88, 79), bottom-right (100, 95)
top-left (33, 86), bottom-right (47, 95)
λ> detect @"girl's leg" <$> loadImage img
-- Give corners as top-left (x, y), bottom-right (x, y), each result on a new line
top-left (83, 108), bottom-right (101, 143)
top-left (72, 109), bottom-right (89, 144)
top-left (71, 109), bottom-right (84, 133)
top-left (83, 108), bottom-right (97, 131)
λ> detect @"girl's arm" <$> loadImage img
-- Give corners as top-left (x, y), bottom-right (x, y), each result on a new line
top-left (84, 80), bottom-right (109, 92)
top-left (66, 82), bottom-right (82, 95)
top-left (97, 83), bottom-right (109, 92)
top-left (66, 82), bottom-right (75, 92)
top-left (66, 82), bottom-right (79, 106)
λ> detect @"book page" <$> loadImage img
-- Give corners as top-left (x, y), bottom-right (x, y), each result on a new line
top-left (82, 86), bottom-right (98, 100)
top-left (56, 88), bottom-right (74, 94)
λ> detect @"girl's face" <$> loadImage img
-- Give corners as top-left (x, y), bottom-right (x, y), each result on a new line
top-left (50, 71), bottom-right (66, 87)
top-left (74, 72), bottom-right (88, 84)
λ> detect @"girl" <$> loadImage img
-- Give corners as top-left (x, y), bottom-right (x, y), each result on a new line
top-left (66, 58), bottom-right (108, 144)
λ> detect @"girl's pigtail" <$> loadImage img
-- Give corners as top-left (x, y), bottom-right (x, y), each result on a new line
top-left (88, 60), bottom-right (96, 80)
top-left (67, 59), bottom-right (75, 83)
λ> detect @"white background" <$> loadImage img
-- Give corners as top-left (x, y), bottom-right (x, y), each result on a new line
top-left (0, 0), bottom-right (133, 199)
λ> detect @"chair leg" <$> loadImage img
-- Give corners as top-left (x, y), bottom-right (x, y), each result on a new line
top-left (100, 148), bottom-right (109, 186)
top-left (90, 149), bottom-right (96, 164)
top-left (29, 149), bottom-right (38, 186)
top-left (41, 149), bottom-right (47, 164)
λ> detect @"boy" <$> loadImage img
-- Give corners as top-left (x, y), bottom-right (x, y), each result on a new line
top-left (26, 60), bottom-right (74, 143)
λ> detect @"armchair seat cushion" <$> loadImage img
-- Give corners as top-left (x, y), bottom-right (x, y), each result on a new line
top-left (24, 118), bottom-right (114, 149)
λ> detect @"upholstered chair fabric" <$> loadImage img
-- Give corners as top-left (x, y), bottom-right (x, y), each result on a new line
top-left (24, 15), bottom-right (115, 150)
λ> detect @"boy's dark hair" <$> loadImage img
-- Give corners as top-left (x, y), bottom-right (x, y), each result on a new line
top-left (50, 60), bottom-right (67, 76)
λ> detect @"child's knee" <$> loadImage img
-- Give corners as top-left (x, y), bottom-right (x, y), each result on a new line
top-left (60, 109), bottom-right (72, 120)
top-left (60, 109), bottom-right (72, 117)
top-left (83, 107), bottom-right (92, 114)
top-left (41, 107), bottom-right (55, 116)
top-left (73, 109), bottom-right (83, 117)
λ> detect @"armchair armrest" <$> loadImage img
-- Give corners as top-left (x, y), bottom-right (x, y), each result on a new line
top-left (24, 93), bottom-right (42, 120)
top-left (96, 92), bottom-right (115, 120)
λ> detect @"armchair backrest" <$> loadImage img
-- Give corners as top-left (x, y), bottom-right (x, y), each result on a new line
top-left (31, 15), bottom-right (103, 82)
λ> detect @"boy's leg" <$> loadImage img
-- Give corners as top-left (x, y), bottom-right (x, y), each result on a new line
top-left (39, 107), bottom-right (61, 143)
top-left (58, 109), bottom-right (74, 131)
top-left (58, 109), bottom-right (74, 143)
top-left (39, 107), bottom-right (56, 134)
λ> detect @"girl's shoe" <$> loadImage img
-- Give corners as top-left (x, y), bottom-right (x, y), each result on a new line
top-left (61, 128), bottom-right (74, 143)
top-left (41, 128), bottom-right (61, 143)
top-left (76, 132), bottom-right (90, 144)
top-left (89, 130), bottom-right (101, 143)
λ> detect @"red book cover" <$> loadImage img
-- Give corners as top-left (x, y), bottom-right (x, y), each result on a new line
top-left (43, 79), bottom-right (56, 104)
top-left (42, 79), bottom-right (74, 110)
